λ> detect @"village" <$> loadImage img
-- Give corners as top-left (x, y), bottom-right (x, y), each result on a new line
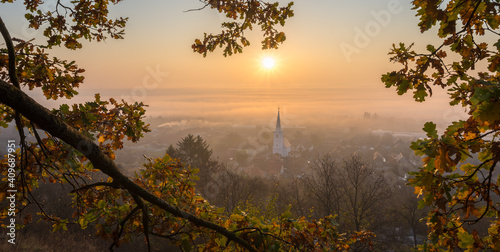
top-left (114, 111), bottom-right (425, 182)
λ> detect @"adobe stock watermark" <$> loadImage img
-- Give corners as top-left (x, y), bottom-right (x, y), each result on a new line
top-left (442, 106), bottom-right (468, 123)
top-left (120, 65), bottom-right (169, 103)
top-left (202, 110), bottom-right (287, 199)
top-left (5, 140), bottom-right (17, 245)
top-left (203, 128), bottom-right (273, 200)
top-left (340, 0), bottom-right (403, 63)
top-left (235, 109), bottom-right (290, 163)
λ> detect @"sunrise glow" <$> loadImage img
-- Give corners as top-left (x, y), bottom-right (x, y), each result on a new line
top-left (262, 57), bottom-right (275, 69)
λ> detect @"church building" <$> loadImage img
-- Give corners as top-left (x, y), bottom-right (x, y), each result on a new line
top-left (273, 108), bottom-right (291, 157)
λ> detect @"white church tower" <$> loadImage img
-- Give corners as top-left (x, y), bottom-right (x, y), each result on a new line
top-left (273, 108), bottom-right (290, 157)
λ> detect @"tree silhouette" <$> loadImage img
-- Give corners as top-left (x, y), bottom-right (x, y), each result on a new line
top-left (167, 134), bottom-right (213, 170)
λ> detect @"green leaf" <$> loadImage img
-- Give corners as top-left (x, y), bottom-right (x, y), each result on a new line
top-left (426, 44), bottom-right (436, 53)
top-left (494, 39), bottom-right (500, 52)
top-left (60, 104), bottom-right (70, 113)
top-left (79, 217), bottom-right (88, 229)
top-left (445, 121), bottom-right (465, 137)
top-left (397, 79), bottom-right (410, 95)
top-left (478, 150), bottom-right (493, 162)
top-left (423, 122), bottom-right (438, 139)
top-left (97, 200), bottom-right (106, 208)
top-left (413, 89), bottom-right (428, 102)
top-left (457, 229), bottom-right (474, 249)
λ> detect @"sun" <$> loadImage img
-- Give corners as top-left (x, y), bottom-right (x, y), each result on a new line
top-left (262, 57), bottom-right (275, 69)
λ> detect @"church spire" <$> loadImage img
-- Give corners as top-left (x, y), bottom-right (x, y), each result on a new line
top-left (273, 107), bottom-right (289, 157)
top-left (276, 107), bottom-right (281, 131)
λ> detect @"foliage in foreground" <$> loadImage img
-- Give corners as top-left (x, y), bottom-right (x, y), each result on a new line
top-left (79, 155), bottom-right (371, 251)
top-left (383, 0), bottom-right (500, 250)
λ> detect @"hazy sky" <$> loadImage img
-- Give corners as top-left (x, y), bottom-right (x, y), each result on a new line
top-left (0, 1), bottom-right (475, 127)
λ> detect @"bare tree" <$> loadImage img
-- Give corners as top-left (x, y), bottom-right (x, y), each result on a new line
top-left (392, 182), bottom-right (427, 248)
top-left (340, 154), bottom-right (391, 232)
top-left (275, 178), bottom-right (308, 217)
top-left (207, 167), bottom-right (268, 213)
top-left (301, 154), bottom-right (342, 218)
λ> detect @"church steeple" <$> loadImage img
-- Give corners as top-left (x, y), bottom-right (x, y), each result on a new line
top-left (273, 107), bottom-right (289, 157)
top-left (275, 107), bottom-right (282, 131)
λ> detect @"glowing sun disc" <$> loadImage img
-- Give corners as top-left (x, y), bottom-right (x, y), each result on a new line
top-left (262, 57), bottom-right (275, 69)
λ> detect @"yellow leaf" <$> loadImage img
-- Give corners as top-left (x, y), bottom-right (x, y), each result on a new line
top-left (98, 135), bottom-right (105, 144)
top-left (47, 69), bottom-right (54, 81)
top-left (414, 186), bottom-right (423, 197)
top-left (464, 132), bottom-right (476, 141)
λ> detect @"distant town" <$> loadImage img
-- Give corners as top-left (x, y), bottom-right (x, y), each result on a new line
top-left (114, 111), bottom-right (427, 181)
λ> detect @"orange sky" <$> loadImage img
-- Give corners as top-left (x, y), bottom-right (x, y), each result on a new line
top-left (0, 0), bottom-right (488, 127)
